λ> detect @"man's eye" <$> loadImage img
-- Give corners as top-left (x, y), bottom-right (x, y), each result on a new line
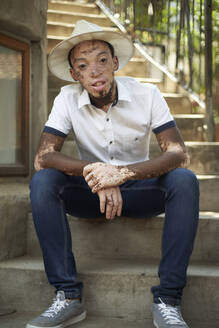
top-left (100, 58), bottom-right (107, 63)
top-left (78, 64), bottom-right (86, 69)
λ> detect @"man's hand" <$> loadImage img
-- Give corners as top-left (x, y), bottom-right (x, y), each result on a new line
top-left (83, 162), bottom-right (135, 193)
top-left (97, 187), bottom-right (123, 220)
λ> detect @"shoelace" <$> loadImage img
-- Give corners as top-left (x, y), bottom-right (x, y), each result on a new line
top-left (42, 297), bottom-right (69, 318)
top-left (158, 298), bottom-right (186, 325)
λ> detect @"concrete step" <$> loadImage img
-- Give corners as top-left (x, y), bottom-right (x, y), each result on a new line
top-left (47, 10), bottom-right (112, 27)
top-left (27, 212), bottom-right (219, 263)
top-left (174, 114), bottom-right (206, 141)
top-left (0, 256), bottom-right (218, 322)
top-left (150, 142), bottom-right (219, 175)
top-left (61, 137), bottom-right (219, 175)
top-left (0, 312), bottom-right (151, 328)
top-left (0, 183), bottom-right (30, 261)
top-left (61, 141), bottom-right (219, 211)
top-left (116, 58), bottom-right (149, 78)
top-left (47, 21), bottom-right (118, 38)
top-left (148, 114), bottom-right (206, 142)
top-left (186, 142), bottom-right (219, 174)
top-left (48, 0), bottom-right (100, 15)
top-left (1, 312), bottom-right (219, 328)
top-left (197, 174), bottom-right (219, 211)
top-left (162, 92), bottom-right (193, 114)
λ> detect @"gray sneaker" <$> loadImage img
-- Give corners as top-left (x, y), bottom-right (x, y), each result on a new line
top-left (26, 291), bottom-right (86, 328)
top-left (152, 299), bottom-right (189, 327)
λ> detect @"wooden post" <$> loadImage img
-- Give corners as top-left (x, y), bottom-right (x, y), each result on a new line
top-left (204, 0), bottom-right (215, 141)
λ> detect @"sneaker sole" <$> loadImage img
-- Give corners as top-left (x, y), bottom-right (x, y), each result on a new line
top-left (153, 320), bottom-right (159, 328)
top-left (26, 310), bottom-right (87, 328)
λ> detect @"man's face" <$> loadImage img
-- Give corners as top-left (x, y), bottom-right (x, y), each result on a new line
top-left (69, 40), bottom-right (118, 99)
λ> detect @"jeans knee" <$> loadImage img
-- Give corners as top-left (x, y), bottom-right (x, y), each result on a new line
top-left (30, 168), bottom-right (65, 204)
top-left (166, 168), bottom-right (199, 196)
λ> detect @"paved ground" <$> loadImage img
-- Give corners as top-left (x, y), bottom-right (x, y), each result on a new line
top-left (0, 312), bottom-right (219, 328)
top-left (0, 312), bottom-right (150, 328)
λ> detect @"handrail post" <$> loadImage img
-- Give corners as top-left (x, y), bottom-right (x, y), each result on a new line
top-left (205, 0), bottom-right (215, 141)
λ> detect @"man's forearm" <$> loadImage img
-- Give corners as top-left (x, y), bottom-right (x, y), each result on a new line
top-left (126, 151), bottom-right (190, 180)
top-left (36, 151), bottom-right (92, 176)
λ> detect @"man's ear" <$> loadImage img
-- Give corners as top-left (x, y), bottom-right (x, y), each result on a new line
top-left (69, 68), bottom-right (78, 81)
top-left (113, 56), bottom-right (119, 71)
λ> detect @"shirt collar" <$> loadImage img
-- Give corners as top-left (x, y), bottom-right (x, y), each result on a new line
top-left (116, 78), bottom-right (132, 103)
top-left (78, 88), bottom-right (91, 109)
top-left (78, 78), bottom-right (131, 110)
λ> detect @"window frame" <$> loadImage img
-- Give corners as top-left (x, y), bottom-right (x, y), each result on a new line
top-left (0, 33), bottom-right (30, 176)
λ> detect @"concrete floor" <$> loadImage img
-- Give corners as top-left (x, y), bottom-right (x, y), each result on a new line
top-left (0, 312), bottom-right (150, 328)
top-left (0, 312), bottom-right (219, 328)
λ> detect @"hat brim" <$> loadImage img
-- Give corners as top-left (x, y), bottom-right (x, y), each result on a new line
top-left (48, 30), bottom-right (134, 82)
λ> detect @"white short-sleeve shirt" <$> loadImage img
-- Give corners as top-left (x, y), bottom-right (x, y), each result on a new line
top-left (44, 76), bottom-right (175, 165)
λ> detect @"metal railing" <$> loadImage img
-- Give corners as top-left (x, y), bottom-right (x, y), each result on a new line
top-left (97, 0), bottom-right (217, 141)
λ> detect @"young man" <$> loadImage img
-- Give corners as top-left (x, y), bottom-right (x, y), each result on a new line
top-left (27, 20), bottom-right (199, 328)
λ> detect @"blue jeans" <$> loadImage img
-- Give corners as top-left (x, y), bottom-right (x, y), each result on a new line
top-left (30, 167), bottom-right (199, 305)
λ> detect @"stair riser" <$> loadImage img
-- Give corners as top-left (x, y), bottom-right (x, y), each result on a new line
top-left (199, 177), bottom-right (219, 211)
top-left (0, 266), bottom-right (218, 321)
top-left (150, 144), bottom-right (219, 175)
top-left (48, 2), bottom-right (99, 15)
top-left (47, 12), bottom-right (112, 27)
top-left (0, 191), bottom-right (30, 261)
top-left (60, 143), bottom-right (219, 210)
top-left (165, 96), bottom-right (192, 114)
top-left (60, 138), bottom-right (219, 176)
top-left (116, 61), bottom-right (149, 78)
top-left (150, 117), bottom-right (205, 142)
top-left (174, 117), bottom-right (206, 141)
top-left (47, 24), bottom-right (74, 37)
top-left (27, 213), bottom-right (219, 262)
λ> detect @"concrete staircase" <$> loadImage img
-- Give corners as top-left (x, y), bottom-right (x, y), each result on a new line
top-left (0, 1), bottom-right (219, 327)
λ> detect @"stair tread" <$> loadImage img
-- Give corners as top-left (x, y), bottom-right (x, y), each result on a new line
top-left (47, 22), bottom-right (118, 32)
top-left (1, 256), bottom-right (219, 277)
top-left (0, 182), bottom-right (29, 197)
top-left (197, 174), bottom-right (219, 179)
top-left (173, 114), bottom-right (205, 118)
top-left (185, 141), bottom-right (219, 146)
top-left (135, 77), bottom-right (162, 83)
top-left (47, 9), bottom-right (107, 18)
top-left (49, 0), bottom-right (97, 8)
top-left (161, 92), bottom-right (188, 98)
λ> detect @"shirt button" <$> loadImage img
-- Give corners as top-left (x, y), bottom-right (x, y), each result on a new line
top-left (106, 118), bottom-right (109, 122)
top-left (109, 141), bottom-right (113, 144)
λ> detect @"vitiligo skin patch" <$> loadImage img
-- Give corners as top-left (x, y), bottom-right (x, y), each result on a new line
top-left (34, 132), bottom-right (90, 176)
top-left (83, 127), bottom-right (190, 193)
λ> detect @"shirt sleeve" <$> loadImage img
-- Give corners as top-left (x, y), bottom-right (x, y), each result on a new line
top-left (150, 86), bottom-right (175, 134)
top-left (44, 90), bottom-right (72, 136)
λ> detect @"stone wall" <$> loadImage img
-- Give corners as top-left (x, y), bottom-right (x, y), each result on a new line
top-left (0, 0), bottom-right (48, 177)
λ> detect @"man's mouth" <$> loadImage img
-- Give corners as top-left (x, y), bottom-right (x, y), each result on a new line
top-left (91, 80), bottom-right (106, 92)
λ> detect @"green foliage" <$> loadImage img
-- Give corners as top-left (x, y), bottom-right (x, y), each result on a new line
top-left (111, 0), bottom-right (218, 96)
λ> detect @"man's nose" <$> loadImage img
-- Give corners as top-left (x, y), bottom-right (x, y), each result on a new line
top-left (90, 64), bottom-right (101, 77)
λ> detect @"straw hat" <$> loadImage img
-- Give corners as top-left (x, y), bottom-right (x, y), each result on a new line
top-left (48, 20), bottom-right (134, 82)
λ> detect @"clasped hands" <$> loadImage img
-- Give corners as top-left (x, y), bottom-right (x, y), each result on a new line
top-left (83, 162), bottom-right (134, 220)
